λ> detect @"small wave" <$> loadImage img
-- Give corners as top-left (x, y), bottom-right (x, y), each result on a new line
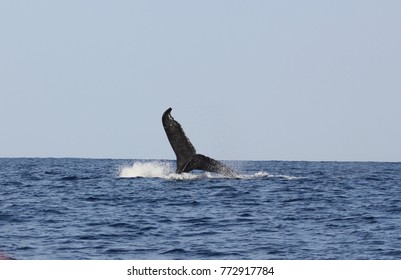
top-left (273, 174), bottom-right (303, 180)
top-left (60, 175), bottom-right (79, 181)
top-left (161, 248), bottom-right (188, 255)
top-left (238, 172), bottom-right (302, 180)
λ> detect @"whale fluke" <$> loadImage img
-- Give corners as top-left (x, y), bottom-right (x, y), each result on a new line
top-left (162, 108), bottom-right (236, 176)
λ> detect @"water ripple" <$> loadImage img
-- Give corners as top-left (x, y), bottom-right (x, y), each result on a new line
top-left (1, 159), bottom-right (401, 259)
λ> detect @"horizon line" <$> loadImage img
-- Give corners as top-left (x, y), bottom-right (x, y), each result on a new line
top-left (0, 156), bottom-right (400, 164)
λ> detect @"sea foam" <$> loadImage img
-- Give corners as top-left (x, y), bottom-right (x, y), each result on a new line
top-left (119, 161), bottom-right (234, 180)
top-left (118, 161), bottom-right (299, 180)
top-left (118, 162), bottom-right (173, 178)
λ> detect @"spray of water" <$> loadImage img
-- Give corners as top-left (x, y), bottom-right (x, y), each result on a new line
top-left (118, 162), bottom-right (205, 180)
top-left (118, 161), bottom-right (301, 180)
top-left (118, 161), bottom-right (233, 180)
top-left (119, 162), bottom-right (173, 178)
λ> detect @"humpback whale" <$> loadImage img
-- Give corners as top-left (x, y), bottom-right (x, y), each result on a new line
top-left (162, 108), bottom-right (237, 177)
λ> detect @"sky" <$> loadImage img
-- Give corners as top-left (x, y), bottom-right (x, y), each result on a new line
top-left (1, 0), bottom-right (400, 162)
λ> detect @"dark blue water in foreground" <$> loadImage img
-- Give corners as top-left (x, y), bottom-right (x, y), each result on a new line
top-left (1, 158), bottom-right (401, 260)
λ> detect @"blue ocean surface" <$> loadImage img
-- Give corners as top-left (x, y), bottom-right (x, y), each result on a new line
top-left (0, 158), bottom-right (400, 260)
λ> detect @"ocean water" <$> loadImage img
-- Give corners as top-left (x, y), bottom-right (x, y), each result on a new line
top-left (0, 158), bottom-right (400, 260)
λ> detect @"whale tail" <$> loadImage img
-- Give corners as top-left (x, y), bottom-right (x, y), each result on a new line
top-left (162, 108), bottom-right (236, 176)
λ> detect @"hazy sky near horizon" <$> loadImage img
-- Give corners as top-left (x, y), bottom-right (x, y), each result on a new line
top-left (1, 1), bottom-right (400, 161)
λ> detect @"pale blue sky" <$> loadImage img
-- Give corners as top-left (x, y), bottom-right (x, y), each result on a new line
top-left (1, 1), bottom-right (400, 161)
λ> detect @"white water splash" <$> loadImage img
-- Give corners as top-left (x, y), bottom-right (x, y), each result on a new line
top-left (118, 161), bottom-right (300, 180)
top-left (118, 161), bottom-right (209, 180)
top-left (118, 162), bottom-right (173, 178)
top-left (237, 172), bottom-right (302, 180)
